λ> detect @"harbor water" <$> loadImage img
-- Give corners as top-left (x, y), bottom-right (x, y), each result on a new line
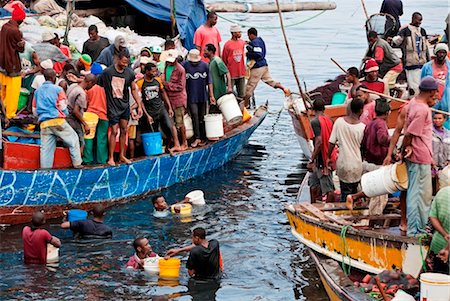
top-left (0, 0), bottom-right (445, 300)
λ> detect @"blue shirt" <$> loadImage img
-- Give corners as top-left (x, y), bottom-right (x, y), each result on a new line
top-left (246, 37), bottom-right (268, 69)
top-left (33, 81), bottom-right (68, 122)
top-left (182, 60), bottom-right (212, 104)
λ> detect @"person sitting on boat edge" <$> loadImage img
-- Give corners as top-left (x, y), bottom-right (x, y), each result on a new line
top-left (23, 211), bottom-right (61, 264)
top-left (152, 194), bottom-right (191, 218)
top-left (126, 236), bottom-right (159, 270)
top-left (60, 204), bottom-right (112, 238)
top-left (166, 227), bottom-right (223, 281)
top-left (360, 59), bottom-right (387, 96)
top-left (307, 97), bottom-right (337, 203)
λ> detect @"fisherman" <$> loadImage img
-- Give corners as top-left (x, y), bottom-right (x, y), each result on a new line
top-left (194, 11), bottom-right (222, 62)
top-left (366, 31), bottom-right (402, 92)
top-left (203, 44), bottom-right (232, 101)
top-left (182, 49), bottom-right (215, 147)
top-left (327, 98), bottom-right (366, 203)
top-left (52, 33), bottom-right (71, 75)
top-left (132, 47), bottom-right (152, 72)
top-left (356, 85), bottom-right (376, 126)
top-left (126, 236), bottom-right (159, 269)
top-left (96, 35), bottom-right (130, 68)
top-left (163, 49), bottom-right (188, 151)
top-left (428, 186), bottom-right (450, 274)
top-left (31, 59), bottom-right (54, 91)
top-left (166, 227), bottom-right (222, 281)
top-left (158, 40), bottom-right (176, 73)
top-left (243, 27), bottom-right (290, 108)
top-left (393, 12), bottom-right (430, 96)
top-left (150, 46), bottom-right (162, 64)
top-left (66, 74), bottom-right (97, 155)
top-left (151, 194), bottom-right (191, 217)
top-left (380, 0), bottom-right (403, 36)
top-left (401, 76), bottom-right (438, 236)
top-left (345, 67), bottom-right (360, 99)
top-left (222, 24), bottom-right (246, 98)
top-left (432, 112), bottom-right (450, 170)
top-left (32, 68), bottom-right (82, 169)
top-left (82, 25), bottom-right (110, 62)
top-left (307, 98), bottom-right (336, 203)
top-left (138, 62), bottom-right (180, 153)
top-left (0, 2), bottom-right (25, 119)
top-left (421, 43), bottom-right (450, 129)
top-left (22, 211), bottom-right (62, 264)
top-left (60, 205), bottom-right (112, 238)
top-left (360, 59), bottom-right (387, 95)
top-left (32, 32), bottom-right (70, 64)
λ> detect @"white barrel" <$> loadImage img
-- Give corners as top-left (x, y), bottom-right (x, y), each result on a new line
top-left (47, 244), bottom-right (59, 264)
top-left (186, 190), bottom-right (205, 205)
top-left (217, 94), bottom-right (243, 125)
top-left (420, 273), bottom-right (450, 301)
top-left (361, 163), bottom-right (408, 197)
top-left (143, 256), bottom-right (160, 275)
top-left (184, 114), bottom-right (194, 139)
top-left (204, 114), bottom-right (224, 139)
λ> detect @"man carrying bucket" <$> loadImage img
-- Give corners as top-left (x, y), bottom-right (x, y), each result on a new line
top-left (126, 236), bottom-right (158, 270)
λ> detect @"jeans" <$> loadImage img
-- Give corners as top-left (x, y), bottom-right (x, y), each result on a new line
top-left (188, 102), bottom-right (207, 140)
top-left (40, 120), bottom-right (82, 168)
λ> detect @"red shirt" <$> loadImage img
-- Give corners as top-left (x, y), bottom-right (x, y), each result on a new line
top-left (361, 79), bottom-right (385, 94)
top-left (125, 252), bottom-right (158, 269)
top-left (406, 98), bottom-right (433, 164)
top-left (375, 46), bottom-right (403, 72)
top-left (22, 226), bottom-right (52, 264)
top-left (86, 84), bottom-right (108, 120)
top-left (53, 45), bottom-right (71, 75)
top-left (222, 39), bottom-right (246, 78)
top-left (432, 61), bottom-right (448, 99)
top-left (193, 25), bottom-right (222, 62)
top-left (362, 117), bottom-right (390, 165)
top-left (360, 101), bottom-right (376, 126)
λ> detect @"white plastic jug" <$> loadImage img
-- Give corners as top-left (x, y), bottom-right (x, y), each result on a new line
top-left (217, 94), bottom-right (243, 125)
top-left (143, 256), bottom-right (160, 275)
top-left (184, 114), bottom-right (194, 140)
top-left (186, 190), bottom-right (205, 205)
top-left (204, 114), bottom-right (224, 139)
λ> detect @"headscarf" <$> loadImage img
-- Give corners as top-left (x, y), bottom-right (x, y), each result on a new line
top-left (11, 3), bottom-right (26, 21)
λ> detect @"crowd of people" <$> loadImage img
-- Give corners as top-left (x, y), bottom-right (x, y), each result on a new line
top-left (0, 7), bottom-right (291, 167)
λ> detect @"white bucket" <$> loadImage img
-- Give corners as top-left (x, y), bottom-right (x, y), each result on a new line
top-left (184, 114), bottom-right (194, 140)
top-left (420, 273), bottom-right (450, 301)
top-left (361, 163), bottom-right (408, 197)
top-left (47, 244), bottom-right (59, 264)
top-left (217, 94), bottom-right (243, 125)
top-left (204, 114), bottom-right (224, 139)
top-left (143, 256), bottom-right (160, 275)
top-left (186, 190), bottom-right (205, 205)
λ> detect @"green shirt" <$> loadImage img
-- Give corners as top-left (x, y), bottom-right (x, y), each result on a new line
top-left (429, 186), bottom-right (450, 254)
top-left (165, 65), bottom-right (175, 81)
top-left (209, 56), bottom-right (229, 100)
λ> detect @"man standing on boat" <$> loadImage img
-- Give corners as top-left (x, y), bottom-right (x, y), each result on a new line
top-left (82, 25), bottom-right (110, 62)
top-left (222, 24), bottom-right (246, 99)
top-left (401, 76), bottom-right (438, 236)
top-left (421, 43), bottom-right (450, 130)
top-left (32, 69), bottom-right (83, 169)
top-left (393, 12), bottom-right (430, 96)
top-left (380, 0), bottom-right (403, 36)
top-left (97, 52), bottom-right (143, 166)
top-left (307, 98), bottom-right (336, 203)
top-left (243, 27), bottom-right (290, 108)
top-left (203, 44), bottom-right (232, 103)
top-left (194, 11), bottom-right (222, 63)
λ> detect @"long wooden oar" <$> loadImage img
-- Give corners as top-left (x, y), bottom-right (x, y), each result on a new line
top-left (360, 88), bottom-right (450, 116)
top-left (330, 58), bottom-right (347, 74)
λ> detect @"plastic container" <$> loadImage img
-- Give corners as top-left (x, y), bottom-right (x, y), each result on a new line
top-left (204, 114), bottom-right (224, 140)
top-left (18, 88), bottom-right (30, 111)
top-left (83, 112), bottom-right (99, 139)
top-left (217, 94), bottom-right (243, 125)
top-left (361, 163), bottom-right (408, 198)
top-left (184, 114), bottom-right (194, 140)
top-left (170, 203), bottom-right (192, 215)
top-left (47, 244), bottom-right (59, 264)
top-left (68, 209), bottom-right (87, 222)
top-left (242, 107), bottom-right (251, 123)
top-left (420, 273), bottom-right (450, 301)
top-left (141, 132), bottom-right (163, 156)
top-left (185, 190), bottom-right (205, 205)
top-left (159, 258), bottom-right (181, 279)
top-left (143, 256), bottom-right (160, 275)
top-left (331, 92), bottom-right (347, 105)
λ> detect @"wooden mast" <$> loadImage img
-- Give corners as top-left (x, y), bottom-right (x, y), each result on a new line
top-left (206, 1), bottom-right (336, 13)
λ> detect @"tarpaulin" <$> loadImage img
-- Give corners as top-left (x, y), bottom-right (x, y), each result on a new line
top-left (124, 0), bottom-right (206, 50)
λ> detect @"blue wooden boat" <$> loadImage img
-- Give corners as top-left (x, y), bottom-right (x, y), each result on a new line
top-left (0, 106), bottom-right (267, 225)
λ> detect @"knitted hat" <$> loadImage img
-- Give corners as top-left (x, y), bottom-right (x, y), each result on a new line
top-left (364, 59), bottom-right (379, 72)
top-left (90, 62), bottom-right (103, 75)
top-left (419, 76), bottom-right (439, 91)
top-left (11, 3), bottom-right (26, 21)
top-left (230, 24), bottom-right (241, 33)
top-left (434, 43), bottom-right (449, 55)
top-left (141, 47), bottom-right (152, 57)
top-left (80, 54), bottom-right (92, 71)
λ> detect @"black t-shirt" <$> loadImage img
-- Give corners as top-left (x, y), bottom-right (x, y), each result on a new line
top-left (82, 37), bottom-right (110, 62)
top-left (70, 219), bottom-right (112, 238)
top-left (311, 117), bottom-right (324, 167)
top-left (98, 66), bottom-right (135, 118)
top-left (141, 78), bottom-right (164, 117)
top-left (186, 239), bottom-right (221, 280)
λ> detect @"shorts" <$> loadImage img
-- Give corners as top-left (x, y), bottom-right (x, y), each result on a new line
top-left (128, 125), bottom-right (137, 139)
top-left (66, 115), bottom-right (85, 148)
top-left (308, 167), bottom-right (334, 194)
top-left (108, 106), bottom-right (130, 126)
top-left (139, 109), bottom-right (173, 138)
top-left (340, 181), bottom-right (359, 203)
top-left (174, 107), bottom-right (185, 129)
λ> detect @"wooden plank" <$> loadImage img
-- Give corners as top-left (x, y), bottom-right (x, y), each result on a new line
top-left (3, 130), bottom-right (40, 139)
top-left (206, 1), bottom-right (337, 13)
top-left (342, 214), bottom-right (401, 221)
top-left (299, 203), bottom-right (329, 221)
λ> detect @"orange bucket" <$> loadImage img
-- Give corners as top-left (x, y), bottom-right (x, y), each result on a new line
top-left (242, 107), bottom-right (251, 123)
top-left (158, 258), bottom-right (181, 279)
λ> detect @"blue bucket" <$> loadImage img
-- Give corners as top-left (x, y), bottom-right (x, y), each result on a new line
top-left (141, 132), bottom-right (163, 156)
top-left (68, 209), bottom-right (87, 222)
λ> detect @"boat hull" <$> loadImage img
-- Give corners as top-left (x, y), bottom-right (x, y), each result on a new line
top-left (0, 108), bottom-right (267, 225)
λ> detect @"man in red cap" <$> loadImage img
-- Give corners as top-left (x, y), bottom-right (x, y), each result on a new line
top-left (360, 59), bottom-right (387, 95)
top-left (0, 3), bottom-right (26, 119)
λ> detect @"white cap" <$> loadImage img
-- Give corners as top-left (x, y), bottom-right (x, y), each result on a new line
top-left (166, 49), bottom-right (178, 63)
top-left (40, 59), bottom-right (53, 69)
top-left (230, 24), bottom-right (241, 33)
top-left (42, 31), bottom-right (56, 42)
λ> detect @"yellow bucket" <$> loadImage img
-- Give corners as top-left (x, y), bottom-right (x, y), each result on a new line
top-left (83, 112), bottom-right (99, 139)
top-left (158, 258), bottom-right (181, 279)
top-left (170, 203), bottom-right (192, 215)
top-left (242, 107), bottom-right (252, 123)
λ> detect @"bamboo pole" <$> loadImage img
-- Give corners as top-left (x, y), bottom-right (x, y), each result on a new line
top-left (360, 0), bottom-right (370, 20)
top-left (206, 1), bottom-right (336, 13)
top-left (170, 0), bottom-right (176, 37)
top-left (330, 58), bottom-right (347, 73)
top-left (360, 88), bottom-right (450, 116)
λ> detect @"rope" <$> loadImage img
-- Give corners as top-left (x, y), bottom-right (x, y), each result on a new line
top-left (340, 225), bottom-right (352, 275)
top-left (418, 234), bottom-right (427, 272)
top-left (216, 10), bottom-right (327, 30)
